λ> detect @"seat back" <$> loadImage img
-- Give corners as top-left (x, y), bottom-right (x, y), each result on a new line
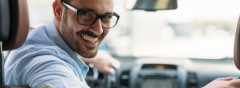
top-left (0, 0), bottom-right (29, 50)
top-left (0, 0), bottom-right (29, 87)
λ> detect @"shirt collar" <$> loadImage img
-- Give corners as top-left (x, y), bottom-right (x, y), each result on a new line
top-left (45, 21), bottom-right (89, 77)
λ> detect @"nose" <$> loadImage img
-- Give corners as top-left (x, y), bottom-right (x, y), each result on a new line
top-left (89, 19), bottom-right (103, 36)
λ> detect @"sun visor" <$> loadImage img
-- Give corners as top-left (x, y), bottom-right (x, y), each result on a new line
top-left (234, 16), bottom-right (240, 70)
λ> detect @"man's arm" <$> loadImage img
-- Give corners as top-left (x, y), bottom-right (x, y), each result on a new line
top-left (23, 55), bottom-right (89, 88)
top-left (203, 77), bottom-right (240, 88)
top-left (77, 50), bottom-right (120, 74)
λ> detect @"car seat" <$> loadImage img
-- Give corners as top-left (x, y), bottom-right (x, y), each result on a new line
top-left (0, 0), bottom-right (29, 87)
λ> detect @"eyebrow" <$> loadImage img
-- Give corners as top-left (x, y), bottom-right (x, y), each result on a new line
top-left (83, 9), bottom-right (113, 15)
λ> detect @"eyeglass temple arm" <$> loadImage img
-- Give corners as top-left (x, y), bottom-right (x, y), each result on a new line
top-left (62, 2), bottom-right (78, 12)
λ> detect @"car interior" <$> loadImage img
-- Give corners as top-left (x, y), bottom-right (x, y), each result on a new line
top-left (1, 0), bottom-right (240, 88)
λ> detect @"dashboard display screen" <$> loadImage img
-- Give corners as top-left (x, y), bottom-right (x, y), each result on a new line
top-left (142, 78), bottom-right (173, 88)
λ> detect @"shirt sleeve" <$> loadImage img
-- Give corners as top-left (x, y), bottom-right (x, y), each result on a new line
top-left (22, 55), bottom-right (89, 88)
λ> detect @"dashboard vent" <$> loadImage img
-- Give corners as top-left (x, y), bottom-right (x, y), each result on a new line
top-left (119, 69), bottom-right (130, 87)
top-left (141, 64), bottom-right (177, 70)
top-left (187, 72), bottom-right (198, 88)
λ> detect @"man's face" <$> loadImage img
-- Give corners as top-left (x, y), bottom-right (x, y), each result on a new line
top-left (59, 0), bottom-right (113, 58)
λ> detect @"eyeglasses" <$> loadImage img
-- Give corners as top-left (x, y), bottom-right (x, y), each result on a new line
top-left (62, 2), bottom-right (120, 28)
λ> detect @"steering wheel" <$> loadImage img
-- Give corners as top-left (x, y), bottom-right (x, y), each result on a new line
top-left (86, 63), bottom-right (111, 88)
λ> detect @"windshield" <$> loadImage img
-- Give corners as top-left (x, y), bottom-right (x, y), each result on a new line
top-left (28, 0), bottom-right (240, 59)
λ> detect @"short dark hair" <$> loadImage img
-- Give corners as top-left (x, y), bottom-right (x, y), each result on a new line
top-left (61, 0), bottom-right (71, 4)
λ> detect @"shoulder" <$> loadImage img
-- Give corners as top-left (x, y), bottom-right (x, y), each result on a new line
top-left (5, 55), bottom-right (85, 87)
top-left (5, 55), bottom-right (74, 78)
top-left (25, 55), bottom-right (89, 88)
top-left (24, 55), bottom-right (75, 76)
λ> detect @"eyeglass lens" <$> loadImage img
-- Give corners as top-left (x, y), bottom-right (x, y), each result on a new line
top-left (77, 11), bottom-right (118, 28)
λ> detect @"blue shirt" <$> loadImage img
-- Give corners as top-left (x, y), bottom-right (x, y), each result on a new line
top-left (4, 21), bottom-right (90, 88)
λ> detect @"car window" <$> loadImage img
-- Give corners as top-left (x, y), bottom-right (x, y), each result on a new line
top-left (28, 0), bottom-right (54, 28)
top-left (110, 0), bottom-right (240, 59)
top-left (28, 0), bottom-right (240, 59)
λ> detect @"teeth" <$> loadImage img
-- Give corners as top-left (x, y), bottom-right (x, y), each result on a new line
top-left (82, 34), bottom-right (98, 43)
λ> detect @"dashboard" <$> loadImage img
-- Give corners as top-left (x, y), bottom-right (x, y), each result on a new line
top-left (131, 64), bottom-right (178, 88)
top-left (107, 57), bottom-right (240, 88)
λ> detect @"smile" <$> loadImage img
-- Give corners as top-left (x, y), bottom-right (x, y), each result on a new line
top-left (82, 34), bottom-right (98, 43)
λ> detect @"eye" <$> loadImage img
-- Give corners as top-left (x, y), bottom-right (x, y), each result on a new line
top-left (104, 14), bottom-right (113, 19)
top-left (82, 11), bottom-right (92, 16)
top-left (77, 10), bottom-right (96, 25)
top-left (101, 16), bottom-right (111, 23)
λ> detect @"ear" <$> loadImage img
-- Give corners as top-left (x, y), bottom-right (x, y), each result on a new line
top-left (53, 0), bottom-right (63, 22)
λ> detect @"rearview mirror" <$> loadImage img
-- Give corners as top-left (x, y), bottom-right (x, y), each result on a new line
top-left (125, 0), bottom-right (178, 11)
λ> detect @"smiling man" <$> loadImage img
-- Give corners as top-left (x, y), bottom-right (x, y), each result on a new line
top-left (4, 0), bottom-right (119, 87)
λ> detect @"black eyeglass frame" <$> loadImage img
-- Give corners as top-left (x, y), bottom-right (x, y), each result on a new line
top-left (62, 2), bottom-right (120, 28)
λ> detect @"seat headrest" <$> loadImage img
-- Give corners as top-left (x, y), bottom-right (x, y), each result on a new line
top-left (234, 16), bottom-right (240, 70)
top-left (0, 0), bottom-right (29, 50)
